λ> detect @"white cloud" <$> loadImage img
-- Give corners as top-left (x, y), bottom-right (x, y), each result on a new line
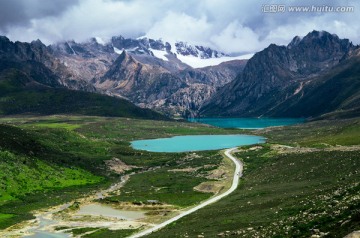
top-left (210, 21), bottom-right (263, 54)
top-left (146, 12), bottom-right (212, 46)
top-left (264, 12), bottom-right (360, 47)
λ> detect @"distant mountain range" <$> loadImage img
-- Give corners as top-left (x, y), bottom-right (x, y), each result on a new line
top-left (0, 31), bottom-right (359, 119)
top-left (0, 35), bottom-right (248, 117)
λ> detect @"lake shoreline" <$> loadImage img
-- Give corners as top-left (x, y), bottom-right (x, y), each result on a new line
top-left (131, 134), bottom-right (266, 152)
top-left (188, 117), bottom-right (305, 129)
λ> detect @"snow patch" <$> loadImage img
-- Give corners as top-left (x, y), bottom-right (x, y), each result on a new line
top-left (113, 47), bottom-right (123, 54)
top-left (95, 37), bottom-right (106, 45)
top-left (151, 49), bottom-right (169, 61)
top-left (126, 47), bottom-right (139, 52)
top-left (166, 41), bottom-right (252, 68)
top-left (294, 82), bottom-right (304, 95)
top-left (176, 53), bottom-right (254, 68)
top-left (136, 35), bottom-right (147, 40)
top-left (67, 42), bottom-right (77, 55)
top-left (168, 41), bottom-right (177, 55)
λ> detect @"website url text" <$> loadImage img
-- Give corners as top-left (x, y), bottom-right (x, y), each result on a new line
top-left (262, 5), bottom-right (355, 13)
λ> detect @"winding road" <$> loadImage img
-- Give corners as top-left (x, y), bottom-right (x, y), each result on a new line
top-left (129, 147), bottom-right (242, 238)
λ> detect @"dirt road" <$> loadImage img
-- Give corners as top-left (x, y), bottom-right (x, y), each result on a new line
top-left (129, 147), bottom-right (242, 238)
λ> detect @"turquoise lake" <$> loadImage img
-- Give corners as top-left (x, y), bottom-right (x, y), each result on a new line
top-left (188, 118), bottom-right (304, 129)
top-left (131, 135), bottom-right (266, 152)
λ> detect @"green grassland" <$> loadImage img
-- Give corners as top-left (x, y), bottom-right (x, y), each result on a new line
top-left (105, 170), bottom-right (212, 207)
top-left (57, 226), bottom-right (139, 237)
top-left (103, 151), bottom-right (222, 207)
top-left (0, 67), bottom-right (167, 120)
top-left (1, 115), bottom-right (359, 237)
top-left (0, 120), bottom-right (113, 229)
top-left (0, 150), bottom-right (103, 203)
top-left (0, 115), bottom-right (242, 229)
top-left (148, 118), bottom-right (360, 238)
top-left (257, 118), bottom-right (360, 147)
top-left (83, 228), bottom-right (138, 238)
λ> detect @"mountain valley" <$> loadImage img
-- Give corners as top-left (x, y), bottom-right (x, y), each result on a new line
top-left (0, 29), bottom-right (359, 238)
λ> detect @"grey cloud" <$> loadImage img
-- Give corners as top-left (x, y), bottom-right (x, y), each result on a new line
top-left (0, 0), bottom-right (27, 30)
top-left (0, 0), bottom-right (80, 31)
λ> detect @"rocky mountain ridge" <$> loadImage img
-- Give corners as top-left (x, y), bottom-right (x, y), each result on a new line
top-left (200, 30), bottom-right (359, 118)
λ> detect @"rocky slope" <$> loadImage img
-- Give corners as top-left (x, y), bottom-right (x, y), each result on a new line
top-left (201, 31), bottom-right (358, 118)
top-left (97, 51), bottom-right (187, 115)
top-left (96, 51), bottom-right (242, 117)
top-left (265, 49), bottom-right (360, 119)
top-left (49, 38), bottom-right (115, 90)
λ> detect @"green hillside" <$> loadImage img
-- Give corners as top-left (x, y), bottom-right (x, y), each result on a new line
top-left (148, 118), bottom-right (360, 238)
top-left (0, 68), bottom-right (167, 120)
top-left (0, 122), bottom-right (111, 229)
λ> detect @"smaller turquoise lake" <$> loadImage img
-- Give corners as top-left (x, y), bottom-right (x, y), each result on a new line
top-left (188, 118), bottom-right (304, 129)
top-left (131, 135), bottom-right (266, 152)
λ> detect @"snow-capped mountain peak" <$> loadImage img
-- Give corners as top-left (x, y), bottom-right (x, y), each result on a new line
top-left (53, 35), bottom-right (253, 68)
top-left (174, 41), bottom-right (227, 59)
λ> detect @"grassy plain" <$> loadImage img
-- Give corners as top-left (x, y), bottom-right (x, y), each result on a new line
top-left (0, 115), bottom-right (241, 229)
top-left (148, 118), bottom-right (360, 238)
top-left (1, 115), bottom-right (359, 238)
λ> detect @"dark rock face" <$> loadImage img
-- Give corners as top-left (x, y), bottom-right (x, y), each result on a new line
top-left (286, 31), bottom-right (353, 75)
top-left (0, 36), bottom-right (97, 92)
top-left (0, 36), bottom-right (48, 62)
top-left (264, 50), bottom-right (360, 119)
top-left (201, 30), bottom-right (357, 118)
top-left (0, 36), bottom-right (62, 88)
